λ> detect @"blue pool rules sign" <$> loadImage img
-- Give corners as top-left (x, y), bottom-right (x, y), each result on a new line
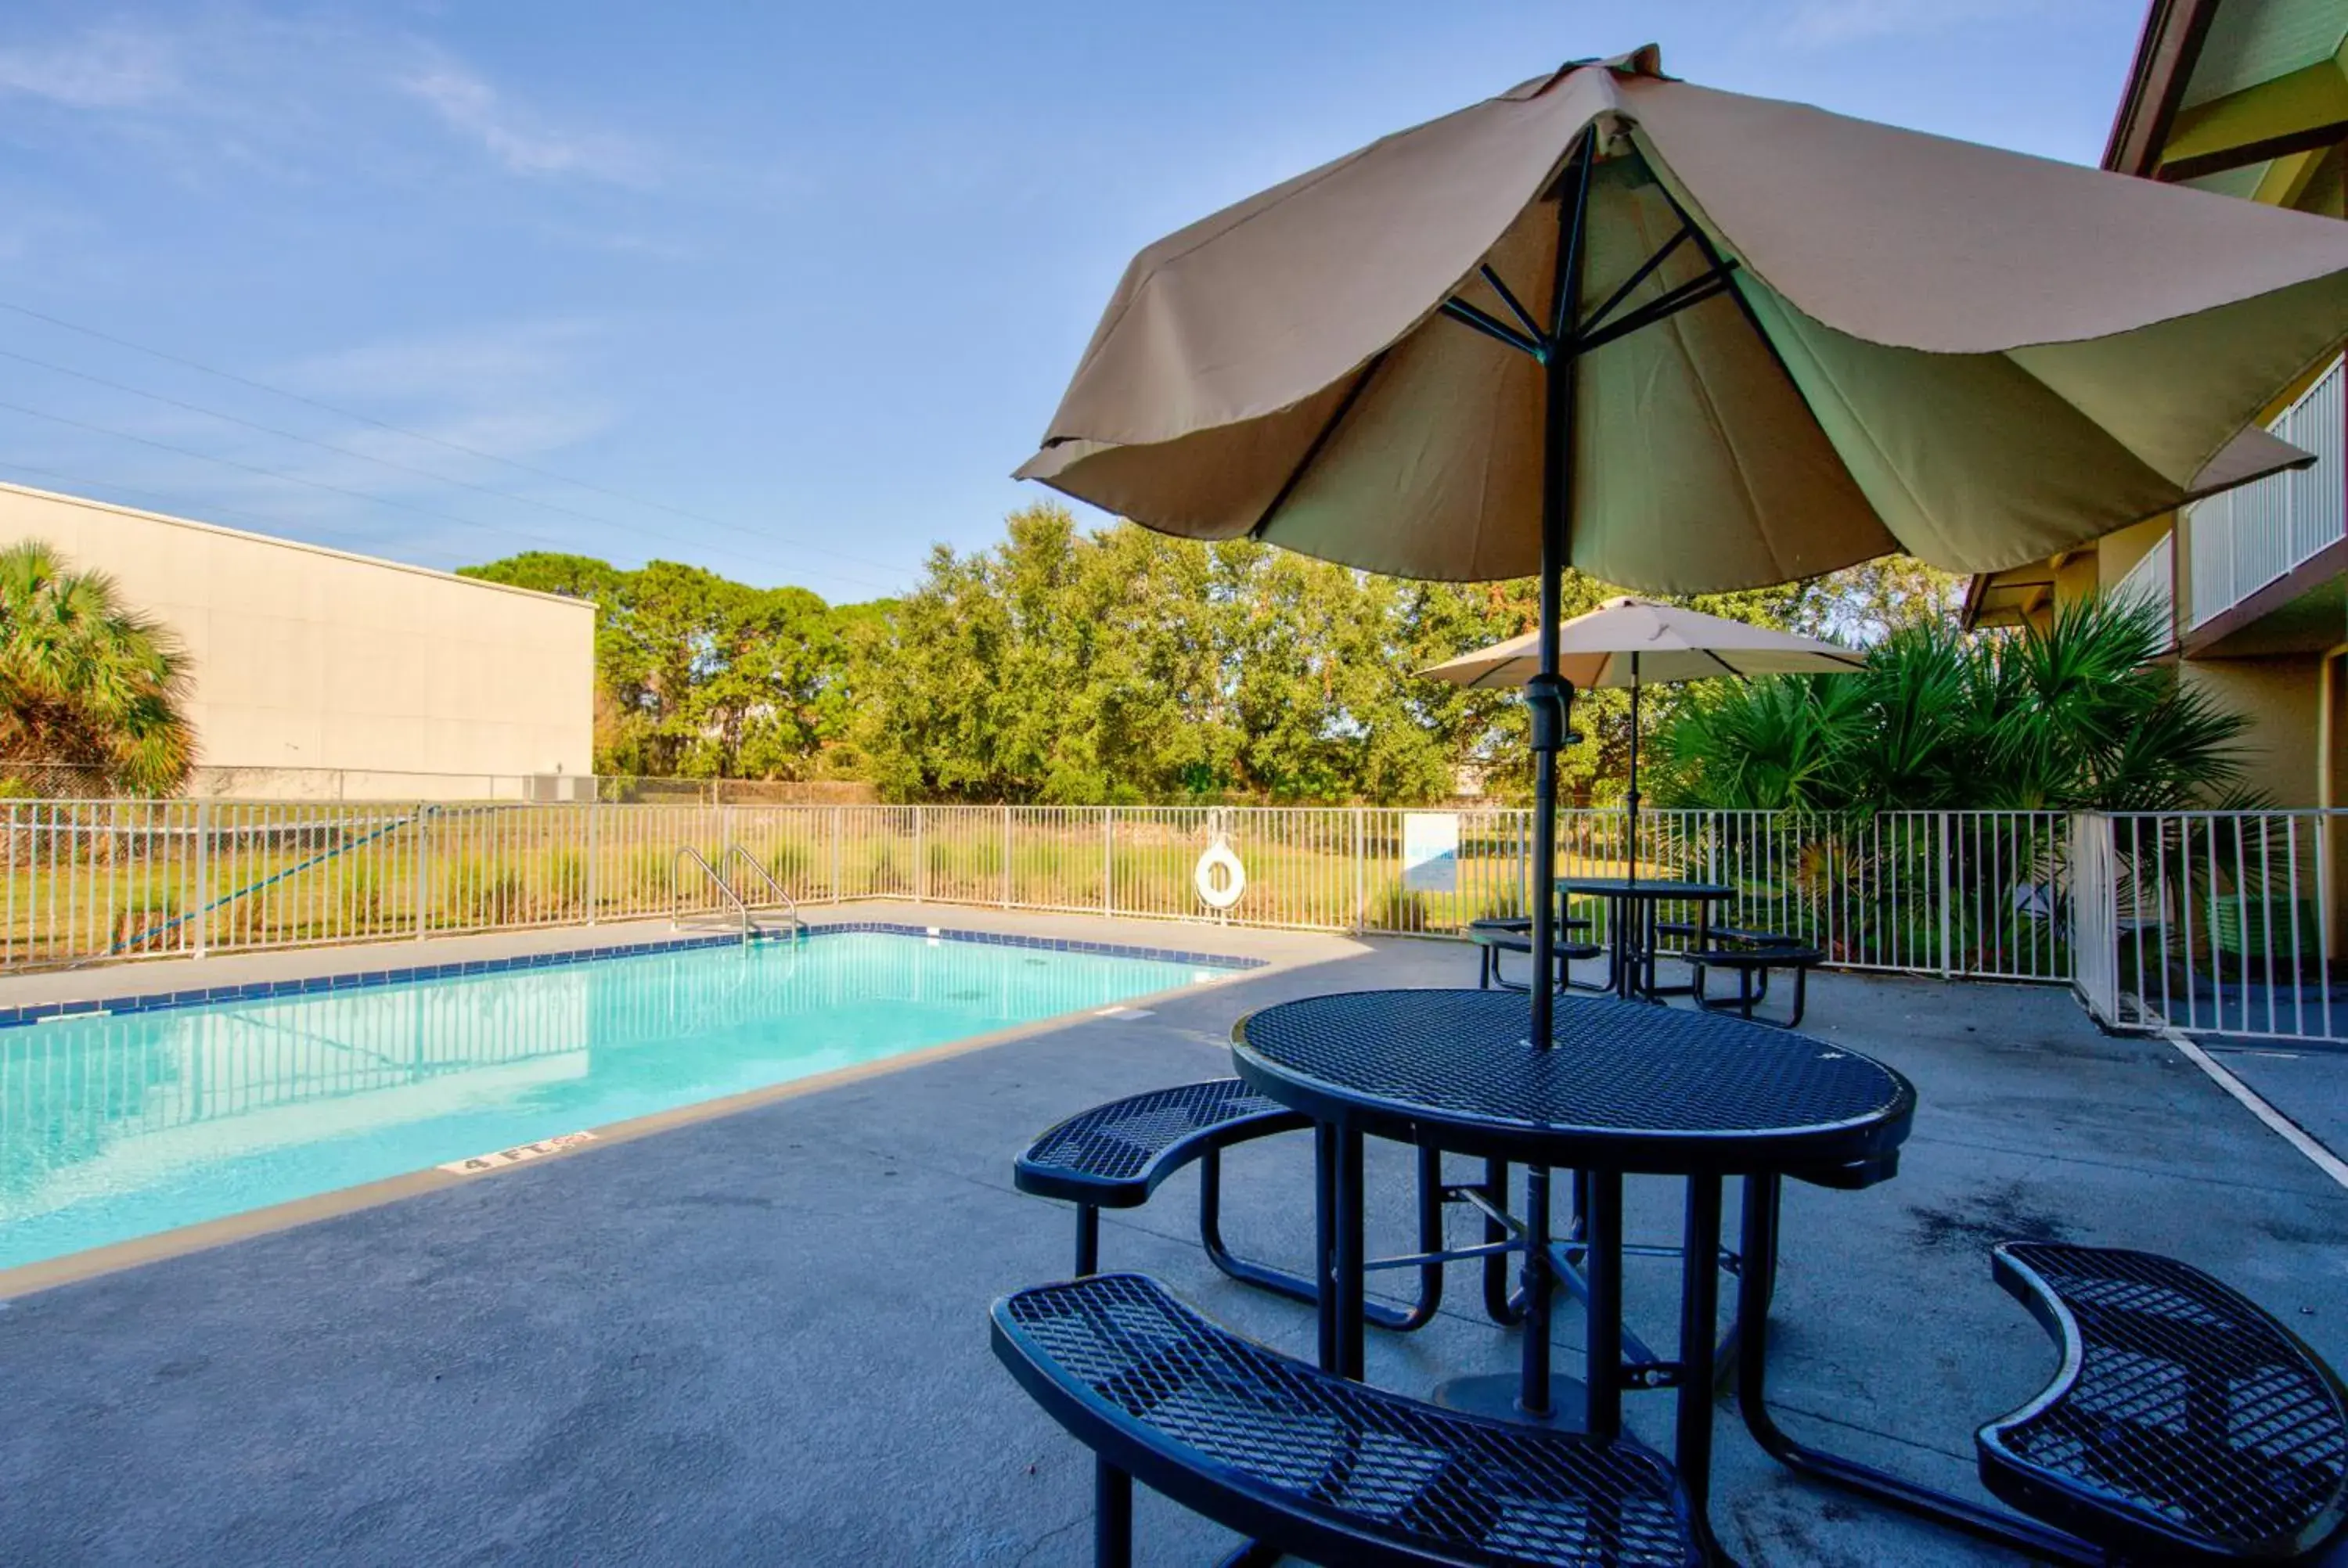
top-left (1401, 813), bottom-right (1460, 894)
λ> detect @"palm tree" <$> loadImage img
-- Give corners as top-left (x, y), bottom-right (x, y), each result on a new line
top-left (0, 540), bottom-right (196, 795)
top-left (1657, 595), bottom-right (2251, 815)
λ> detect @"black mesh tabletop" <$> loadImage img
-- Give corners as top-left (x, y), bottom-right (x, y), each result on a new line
top-left (1556, 878), bottom-right (1731, 901)
top-left (1232, 989), bottom-right (1913, 1173)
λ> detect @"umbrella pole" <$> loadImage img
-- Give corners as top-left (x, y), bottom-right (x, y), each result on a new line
top-left (1626, 660), bottom-right (1640, 991)
top-left (1519, 130), bottom-right (1594, 1428)
top-left (1528, 131), bottom-right (1593, 1053)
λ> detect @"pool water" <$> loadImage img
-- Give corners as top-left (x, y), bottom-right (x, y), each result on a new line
top-left (0, 932), bottom-right (1216, 1271)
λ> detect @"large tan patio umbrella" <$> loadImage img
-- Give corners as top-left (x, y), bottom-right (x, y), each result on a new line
top-left (1016, 44), bottom-right (2348, 1046)
top-left (1421, 595), bottom-right (1863, 888)
top-left (1014, 45), bottom-right (2348, 1428)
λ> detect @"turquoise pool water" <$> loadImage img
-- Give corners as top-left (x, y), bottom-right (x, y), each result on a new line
top-left (0, 932), bottom-right (1217, 1271)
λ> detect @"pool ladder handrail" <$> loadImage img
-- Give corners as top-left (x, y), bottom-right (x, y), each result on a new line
top-left (672, 845), bottom-right (804, 946)
top-left (723, 843), bottom-right (804, 943)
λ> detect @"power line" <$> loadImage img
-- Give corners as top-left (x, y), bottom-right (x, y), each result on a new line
top-left (0, 457), bottom-right (427, 551)
top-left (0, 397), bottom-right (906, 596)
top-left (0, 297), bottom-right (926, 577)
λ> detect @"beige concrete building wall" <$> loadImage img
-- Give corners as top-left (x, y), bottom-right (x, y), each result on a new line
top-left (0, 483), bottom-right (593, 797)
top-left (2181, 656), bottom-right (2323, 804)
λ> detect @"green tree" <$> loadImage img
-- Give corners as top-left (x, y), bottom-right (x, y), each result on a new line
top-left (463, 552), bottom-right (872, 780)
top-left (0, 540), bottom-right (196, 795)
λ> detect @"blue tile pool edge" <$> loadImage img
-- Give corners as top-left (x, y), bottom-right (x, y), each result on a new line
top-left (0, 922), bottom-right (1267, 1030)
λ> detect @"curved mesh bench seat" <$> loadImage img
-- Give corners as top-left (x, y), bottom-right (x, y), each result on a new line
top-left (1467, 922), bottom-right (1606, 994)
top-left (1015, 1080), bottom-right (1442, 1330)
top-left (992, 1273), bottom-right (1704, 1568)
top-left (1017, 1080), bottom-right (1307, 1211)
top-left (1686, 946), bottom-right (1823, 1030)
top-left (1652, 921), bottom-right (1802, 950)
top-left (1977, 1243), bottom-right (2348, 1564)
top-left (1466, 916), bottom-right (1596, 934)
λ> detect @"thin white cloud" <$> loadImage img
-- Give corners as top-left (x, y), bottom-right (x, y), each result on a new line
top-left (1784, 0), bottom-right (2033, 47)
top-left (398, 62), bottom-right (647, 183)
top-left (0, 24), bottom-right (176, 109)
top-left (270, 319), bottom-right (618, 464)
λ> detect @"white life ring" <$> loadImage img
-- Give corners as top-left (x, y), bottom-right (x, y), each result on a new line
top-left (1194, 840), bottom-right (1247, 910)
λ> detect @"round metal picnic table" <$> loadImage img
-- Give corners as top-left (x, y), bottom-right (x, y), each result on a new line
top-left (1230, 986), bottom-right (1914, 1550)
top-left (1557, 876), bottom-right (1732, 1000)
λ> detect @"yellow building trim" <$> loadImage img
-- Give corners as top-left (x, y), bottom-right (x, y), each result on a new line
top-left (2160, 56), bottom-right (2348, 178)
top-left (2254, 147), bottom-right (2328, 206)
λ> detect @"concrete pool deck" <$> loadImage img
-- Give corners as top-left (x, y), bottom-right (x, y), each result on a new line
top-left (1, 906), bottom-right (2343, 1565)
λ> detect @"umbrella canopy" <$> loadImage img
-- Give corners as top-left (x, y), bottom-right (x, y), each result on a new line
top-left (1419, 595), bottom-right (1863, 689)
top-left (1017, 46), bottom-right (2348, 592)
top-left (1419, 596), bottom-right (1864, 897)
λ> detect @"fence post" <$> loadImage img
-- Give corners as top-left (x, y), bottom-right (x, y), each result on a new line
top-left (2069, 812), bottom-right (2121, 1028)
top-left (585, 800), bottom-right (600, 926)
top-left (191, 799), bottom-right (211, 959)
top-left (831, 806), bottom-right (843, 904)
top-left (1102, 808), bottom-right (1113, 916)
top-left (1937, 811), bottom-right (1954, 980)
top-left (1352, 808), bottom-right (1367, 933)
top-left (1002, 805), bottom-right (1013, 908)
top-left (914, 807), bottom-right (926, 904)
top-left (414, 803), bottom-right (431, 944)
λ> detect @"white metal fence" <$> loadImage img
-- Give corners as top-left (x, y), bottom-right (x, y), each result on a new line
top-left (2187, 353), bottom-right (2345, 628)
top-left (2071, 810), bottom-right (2344, 1044)
top-left (1, 799), bottom-right (2076, 984)
top-left (13, 796), bottom-right (2336, 1041)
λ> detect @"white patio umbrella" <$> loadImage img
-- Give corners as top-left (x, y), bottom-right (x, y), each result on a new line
top-left (1421, 595), bottom-right (1864, 883)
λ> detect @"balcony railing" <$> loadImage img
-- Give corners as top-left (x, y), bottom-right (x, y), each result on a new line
top-left (2186, 353), bottom-right (2345, 628)
top-left (2112, 531), bottom-right (2176, 651)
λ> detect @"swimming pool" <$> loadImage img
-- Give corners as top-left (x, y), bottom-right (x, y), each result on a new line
top-left (0, 928), bottom-right (1232, 1273)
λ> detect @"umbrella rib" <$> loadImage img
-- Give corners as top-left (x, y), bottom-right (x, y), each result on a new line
top-left (1582, 225), bottom-right (1693, 338)
top-left (1247, 354), bottom-right (1387, 539)
top-left (1639, 164), bottom-right (1841, 454)
top-left (1437, 297), bottom-right (1545, 360)
top-left (1478, 264), bottom-right (1550, 350)
top-left (1571, 264), bottom-right (1738, 358)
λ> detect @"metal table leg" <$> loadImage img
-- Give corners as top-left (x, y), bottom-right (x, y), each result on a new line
top-left (1481, 1158), bottom-right (1525, 1325)
top-left (1583, 1169), bottom-right (1624, 1437)
top-left (1521, 1163), bottom-right (1556, 1415)
top-left (1333, 1121), bottom-right (1367, 1379)
top-left (1733, 1174), bottom-right (2101, 1565)
top-left (1202, 1142), bottom-right (1444, 1332)
top-left (1676, 1174), bottom-right (1725, 1563)
top-left (1313, 1124), bottom-right (1338, 1373)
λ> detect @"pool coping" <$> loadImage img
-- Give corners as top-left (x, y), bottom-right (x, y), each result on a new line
top-left (0, 919), bottom-right (1335, 1300)
top-left (0, 920), bottom-right (1264, 1030)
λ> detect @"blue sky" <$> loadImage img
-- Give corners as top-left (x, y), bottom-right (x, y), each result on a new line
top-left (0, 1), bottom-right (2145, 604)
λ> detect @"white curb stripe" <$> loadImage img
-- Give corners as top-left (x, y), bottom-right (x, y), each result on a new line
top-left (2162, 1027), bottom-right (2348, 1192)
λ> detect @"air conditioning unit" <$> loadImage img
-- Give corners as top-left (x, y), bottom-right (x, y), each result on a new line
top-left (525, 773), bottom-right (594, 803)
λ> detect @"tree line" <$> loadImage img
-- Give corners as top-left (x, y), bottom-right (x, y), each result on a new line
top-left (465, 504), bottom-right (1966, 807)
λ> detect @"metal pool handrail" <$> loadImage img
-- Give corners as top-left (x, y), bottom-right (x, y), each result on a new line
top-left (673, 845), bottom-right (754, 946)
top-left (724, 843), bottom-right (804, 942)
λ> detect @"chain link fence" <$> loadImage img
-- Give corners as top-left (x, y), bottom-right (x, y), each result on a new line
top-left (0, 764), bottom-right (877, 806)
